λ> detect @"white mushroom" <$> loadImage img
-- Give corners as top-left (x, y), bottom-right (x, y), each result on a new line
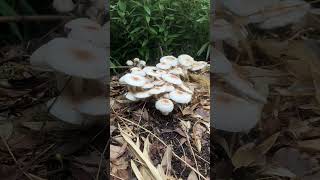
top-left (133, 58), bottom-right (140, 63)
top-left (138, 60), bottom-right (146, 67)
top-left (29, 43), bottom-right (53, 71)
top-left (156, 62), bottom-right (172, 70)
top-left (67, 27), bottom-right (107, 48)
top-left (47, 96), bottom-right (84, 125)
top-left (191, 61), bottom-right (208, 71)
top-left (134, 91), bottom-right (151, 99)
top-left (126, 60), bottom-right (134, 66)
top-left (179, 84), bottom-right (193, 94)
top-left (178, 54), bottom-right (194, 68)
top-left (148, 86), bottom-right (166, 95)
top-left (143, 66), bottom-right (161, 78)
top-left (161, 74), bottom-right (183, 85)
top-left (121, 73), bottom-right (147, 87)
top-left (142, 82), bottom-right (154, 89)
top-left (213, 90), bottom-right (262, 132)
top-left (169, 67), bottom-right (184, 76)
top-left (125, 92), bottom-right (138, 101)
top-left (163, 84), bottom-right (175, 92)
top-left (169, 90), bottom-right (192, 104)
top-left (153, 79), bottom-right (165, 86)
top-left (53, 0), bottom-right (75, 13)
top-left (76, 96), bottom-right (107, 116)
top-left (130, 67), bottom-right (146, 77)
top-left (44, 38), bottom-right (107, 79)
top-left (160, 56), bottom-right (178, 66)
top-left (155, 99), bottom-right (174, 115)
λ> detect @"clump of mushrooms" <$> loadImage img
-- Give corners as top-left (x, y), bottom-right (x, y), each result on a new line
top-left (120, 55), bottom-right (209, 115)
top-left (29, 18), bottom-right (109, 125)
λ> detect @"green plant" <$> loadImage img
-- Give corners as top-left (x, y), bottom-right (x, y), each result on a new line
top-left (0, 0), bottom-right (37, 41)
top-left (110, 0), bottom-right (209, 66)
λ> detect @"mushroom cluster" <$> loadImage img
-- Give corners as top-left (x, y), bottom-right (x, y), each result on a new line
top-left (120, 55), bottom-right (208, 115)
top-left (29, 18), bottom-right (109, 125)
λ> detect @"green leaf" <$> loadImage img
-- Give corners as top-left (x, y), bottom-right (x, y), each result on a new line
top-left (0, 1), bottom-right (23, 40)
top-left (145, 16), bottom-right (150, 24)
top-left (149, 27), bottom-right (157, 35)
top-left (118, 1), bottom-right (126, 12)
top-left (144, 6), bottom-right (151, 15)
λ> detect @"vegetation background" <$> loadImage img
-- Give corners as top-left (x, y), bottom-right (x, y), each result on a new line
top-left (110, 0), bottom-right (210, 68)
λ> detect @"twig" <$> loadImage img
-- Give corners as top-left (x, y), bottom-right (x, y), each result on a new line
top-left (96, 138), bottom-right (110, 180)
top-left (114, 113), bottom-right (207, 180)
top-left (0, 15), bottom-right (73, 23)
top-left (1, 136), bottom-right (34, 180)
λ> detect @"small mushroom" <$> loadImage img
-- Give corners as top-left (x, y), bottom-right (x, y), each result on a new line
top-left (191, 61), bottom-right (208, 71)
top-left (155, 98), bottom-right (174, 115)
top-left (133, 91), bottom-right (151, 99)
top-left (53, 0), bottom-right (75, 13)
top-left (142, 82), bottom-right (154, 89)
top-left (163, 84), bottom-right (175, 92)
top-left (156, 62), bottom-right (172, 70)
top-left (143, 66), bottom-right (161, 78)
top-left (160, 56), bottom-right (178, 66)
top-left (138, 60), bottom-right (146, 67)
top-left (121, 73), bottom-right (147, 87)
top-left (126, 60), bottom-right (134, 66)
top-left (125, 92), bottom-right (138, 101)
top-left (169, 90), bottom-right (192, 104)
top-left (130, 67), bottom-right (146, 77)
top-left (148, 86), bottom-right (166, 95)
top-left (169, 67), bottom-right (184, 76)
top-left (161, 74), bottom-right (183, 85)
top-left (178, 54), bottom-right (194, 68)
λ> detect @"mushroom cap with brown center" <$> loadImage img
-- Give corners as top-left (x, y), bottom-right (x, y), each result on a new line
top-left (121, 73), bottom-right (147, 87)
top-left (45, 38), bottom-right (107, 79)
top-left (161, 74), bottom-right (183, 85)
top-left (169, 90), bottom-right (192, 104)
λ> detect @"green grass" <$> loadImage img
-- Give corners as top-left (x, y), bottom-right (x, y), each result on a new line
top-left (110, 0), bottom-right (210, 67)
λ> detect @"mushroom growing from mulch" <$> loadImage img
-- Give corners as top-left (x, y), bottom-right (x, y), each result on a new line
top-left (29, 18), bottom-right (108, 125)
top-left (119, 55), bottom-right (209, 115)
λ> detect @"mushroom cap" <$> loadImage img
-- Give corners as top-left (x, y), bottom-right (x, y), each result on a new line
top-left (213, 90), bottom-right (262, 132)
top-left (156, 62), bottom-right (172, 70)
top-left (148, 86), bottom-right (166, 95)
top-left (178, 54), bottom-right (194, 67)
top-left (133, 91), bottom-right (151, 99)
top-left (126, 60), bottom-right (134, 66)
top-left (156, 69), bottom-right (167, 75)
top-left (191, 61), bottom-right (208, 71)
top-left (29, 43), bottom-right (53, 71)
top-left (53, 0), bottom-right (75, 13)
top-left (125, 92), bottom-right (138, 101)
top-left (47, 96), bottom-right (84, 125)
top-left (133, 58), bottom-right (140, 62)
top-left (138, 60), bottom-right (146, 67)
top-left (155, 98), bottom-right (174, 115)
top-left (160, 56), bottom-right (178, 66)
top-left (143, 66), bottom-right (161, 77)
top-left (45, 38), bottom-right (107, 79)
top-left (153, 79), bottom-right (165, 86)
top-left (130, 67), bottom-right (146, 77)
top-left (169, 67), bottom-right (184, 75)
top-left (68, 27), bottom-right (107, 48)
top-left (142, 82), bottom-right (154, 89)
top-left (76, 96), bottom-right (107, 116)
top-left (161, 74), bottom-right (183, 85)
top-left (121, 73), bottom-right (146, 87)
top-left (179, 84), bottom-right (193, 94)
top-left (64, 18), bottom-right (101, 32)
top-left (169, 90), bottom-right (192, 104)
top-left (163, 84), bottom-right (175, 92)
